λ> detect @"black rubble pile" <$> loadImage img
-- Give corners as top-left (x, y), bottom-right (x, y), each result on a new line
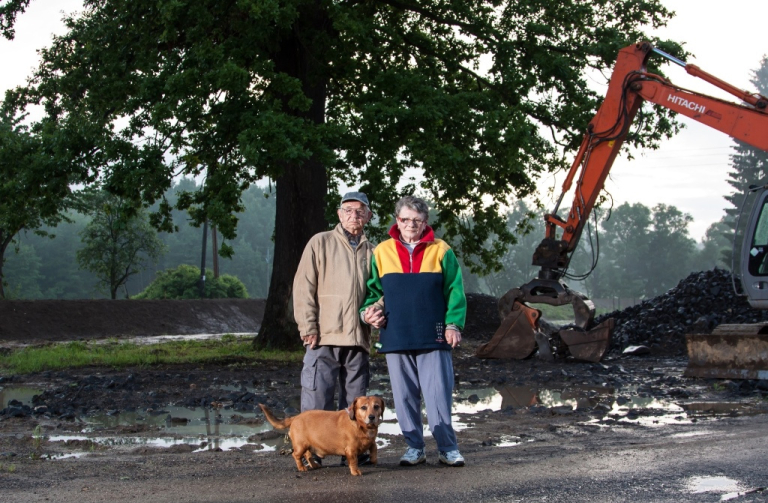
top-left (463, 293), bottom-right (500, 340)
top-left (594, 268), bottom-right (768, 356)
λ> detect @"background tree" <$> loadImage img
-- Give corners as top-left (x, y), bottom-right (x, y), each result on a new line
top-left (644, 203), bottom-right (696, 296)
top-left (692, 219), bottom-right (733, 272)
top-left (1, 242), bottom-right (42, 299)
top-left (3, 178), bottom-right (276, 299)
top-left (0, 110), bottom-right (72, 299)
top-left (479, 201), bottom-right (540, 297)
top-left (76, 191), bottom-right (167, 299)
top-left (598, 202), bottom-right (651, 301)
top-left (723, 55), bottom-right (768, 265)
top-left (2, 1), bottom-right (684, 347)
top-left (151, 179), bottom-right (276, 298)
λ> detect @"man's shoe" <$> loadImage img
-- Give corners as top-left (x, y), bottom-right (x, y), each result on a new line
top-left (340, 453), bottom-right (372, 466)
top-left (399, 447), bottom-right (426, 466)
top-left (301, 454), bottom-right (323, 469)
top-left (438, 449), bottom-right (465, 467)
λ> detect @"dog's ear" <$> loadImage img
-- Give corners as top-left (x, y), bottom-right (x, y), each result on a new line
top-left (375, 395), bottom-right (387, 410)
top-left (347, 397), bottom-right (359, 420)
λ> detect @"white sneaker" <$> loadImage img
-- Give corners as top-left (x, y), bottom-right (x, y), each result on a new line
top-left (399, 447), bottom-right (426, 466)
top-left (439, 449), bottom-right (465, 467)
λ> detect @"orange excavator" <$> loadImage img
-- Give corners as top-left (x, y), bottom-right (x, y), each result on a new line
top-left (477, 41), bottom-right (768, 379)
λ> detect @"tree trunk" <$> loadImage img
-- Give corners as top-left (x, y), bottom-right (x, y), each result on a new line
top-left (254, 4), bottom-right (330, 350)
top-left (256, 160), bottom-right (327, 350)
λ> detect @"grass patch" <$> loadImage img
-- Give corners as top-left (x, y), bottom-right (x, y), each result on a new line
top-left (0, 336), bottom-right (302, 374)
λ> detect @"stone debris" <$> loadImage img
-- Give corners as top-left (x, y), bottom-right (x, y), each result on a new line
top-left (622, 345), bottom-right (650, 355)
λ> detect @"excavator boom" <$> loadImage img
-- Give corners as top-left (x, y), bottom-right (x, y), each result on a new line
top-left (478, 42), bottom-right (768, 371)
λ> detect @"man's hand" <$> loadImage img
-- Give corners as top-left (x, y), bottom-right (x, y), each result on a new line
top-left (363, 306), bottom-right (387, 329)
top-left (301, 334), bottom-right (318, 349)
top-left (445, 328), bottom-right (461, 348)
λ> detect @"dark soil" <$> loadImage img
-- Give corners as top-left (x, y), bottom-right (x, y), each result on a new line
top-left (1, 290), bottom-right (768, 502)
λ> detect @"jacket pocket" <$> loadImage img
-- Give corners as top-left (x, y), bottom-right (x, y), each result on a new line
top-left (318, 295), bottom-right (344, 334)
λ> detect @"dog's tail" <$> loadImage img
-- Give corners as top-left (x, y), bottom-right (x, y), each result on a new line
top-left (258, 403), bottom-right (294, 430)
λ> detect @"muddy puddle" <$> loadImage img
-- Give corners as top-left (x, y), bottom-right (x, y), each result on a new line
top-left (684, 475), bottom-right (766, 501)
top-left (2, 379), bottom-right (762, 460)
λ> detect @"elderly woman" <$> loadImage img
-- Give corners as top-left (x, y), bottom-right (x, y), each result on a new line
top-left (361, 195), bottom-right (466, 467)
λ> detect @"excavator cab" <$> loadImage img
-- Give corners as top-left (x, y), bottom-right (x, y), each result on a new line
top-left (741, 186), bottom-right (768, 307)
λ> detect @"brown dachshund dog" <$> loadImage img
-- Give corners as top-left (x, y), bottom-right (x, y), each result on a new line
top-left (259, 395), bottom-right (385, 476)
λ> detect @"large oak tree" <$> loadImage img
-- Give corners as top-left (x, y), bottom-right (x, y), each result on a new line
top-left (1, 0), bottom-right (683, 347)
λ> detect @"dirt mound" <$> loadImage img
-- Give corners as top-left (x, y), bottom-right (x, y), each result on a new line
top-left (595, 268), bottom-right (768, 356)
top-left (0, 298), bottom-right (265, 344)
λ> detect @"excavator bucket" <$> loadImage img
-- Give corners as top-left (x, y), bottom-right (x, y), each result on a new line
top-left (685, 324), bottom-right (768, 379)
top-left (479, 279), bottom-right (612, 361)
top-left (559, 318), bottom-right (615, 363)
top-left (475, 301), bottom-right (540, 359)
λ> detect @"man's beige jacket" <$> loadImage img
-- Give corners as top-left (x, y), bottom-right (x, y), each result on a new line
top-left (293, 224), bottom-right (374, 352)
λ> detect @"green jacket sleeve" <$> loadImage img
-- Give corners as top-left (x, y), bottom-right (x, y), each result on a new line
top-left (441, 248), bottom-right (467, 330)
top-left (360, 254), bottom-right (384, 312)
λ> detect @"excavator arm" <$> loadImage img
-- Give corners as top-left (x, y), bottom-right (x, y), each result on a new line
top-left (537, 41), bottom-right (768, 279)
top-left (478, 41), bottom-right (768, 363)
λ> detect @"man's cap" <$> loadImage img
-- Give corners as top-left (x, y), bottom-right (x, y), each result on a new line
top-left (341, 191), bottom-right (370, 208)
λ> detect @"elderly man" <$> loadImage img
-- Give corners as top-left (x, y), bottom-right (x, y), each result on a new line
top-left (292, 191), bottom-right (385, 466)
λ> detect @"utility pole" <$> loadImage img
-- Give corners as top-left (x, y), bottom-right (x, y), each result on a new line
top-left (199, 219), bottom-right (208, 298)
top-left (211, 226), bottom-right (219, 278)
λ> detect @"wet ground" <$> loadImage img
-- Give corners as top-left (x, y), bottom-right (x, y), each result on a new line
top-left (2, 335), bottom-right (768, 502)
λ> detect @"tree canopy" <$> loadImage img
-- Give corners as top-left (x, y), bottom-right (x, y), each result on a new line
top-left (1, 0), bottom-right (685, 346)
top-left (0, 109), bottom-right (73, 299)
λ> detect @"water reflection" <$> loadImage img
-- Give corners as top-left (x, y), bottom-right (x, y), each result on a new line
top-left (48, 434), bottom-right (279, 452)
top-left (84, 405), bottom-right (272, 437)
top-left (0, 385), bottom-right (41, 408)
top-left (454, 384), bottom-right (614, 413)
top-left (687, 475), bottom-right (743, 494)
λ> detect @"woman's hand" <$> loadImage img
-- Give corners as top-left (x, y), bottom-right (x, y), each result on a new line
top-left (445, 328), bottom-right (461, 348)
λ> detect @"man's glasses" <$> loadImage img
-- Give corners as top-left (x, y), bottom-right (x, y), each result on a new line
top-left (339, 207), bottom-right (368, 218)
top-left (397, 217), bottom-right (425, 226)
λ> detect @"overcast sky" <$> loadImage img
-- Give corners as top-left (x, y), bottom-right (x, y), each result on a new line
top-left (2, 0), bottom-right (766, 240)
top-left (583, 0), bottom-right (767, 241)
